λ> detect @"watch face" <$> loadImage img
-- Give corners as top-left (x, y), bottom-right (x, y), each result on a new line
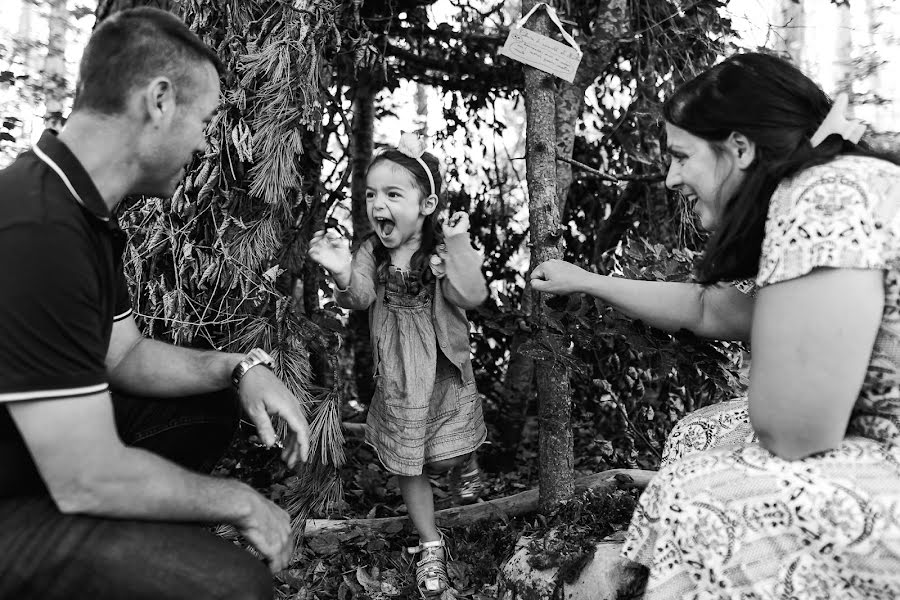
top-left (251, 347), bottom-right (275, 367)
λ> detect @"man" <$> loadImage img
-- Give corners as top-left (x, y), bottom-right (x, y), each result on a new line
top-left (0, 8), bottom-right (310, 599)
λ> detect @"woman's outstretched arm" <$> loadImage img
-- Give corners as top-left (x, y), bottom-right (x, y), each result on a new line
top-left (530, 259), bottom-right (753, 342)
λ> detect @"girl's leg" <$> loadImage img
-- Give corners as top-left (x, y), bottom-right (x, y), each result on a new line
top-left (398, 475), bottom-right (441, 542)
top-left (399, 474), bottom-right (449, 596)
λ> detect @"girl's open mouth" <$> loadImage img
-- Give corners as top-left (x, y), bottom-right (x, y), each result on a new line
top-left (376, 217), bottom-right (395, 236)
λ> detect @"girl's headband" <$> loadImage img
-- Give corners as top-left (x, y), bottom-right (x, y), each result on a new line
top-left (397, 132), bottom-right (436, 196)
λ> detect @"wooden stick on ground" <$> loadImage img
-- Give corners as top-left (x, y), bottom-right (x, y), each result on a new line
top-left (301, 468), bottom-right (655, 539)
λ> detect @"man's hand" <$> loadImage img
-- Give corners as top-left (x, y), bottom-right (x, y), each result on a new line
top-left (308, 228), bottom-right (352, 283)
top-left (237, 487), bottom-right (294, 573)
top-left (530, 259), bottom-right (589, 296)
top-left (238, 366), bottom-right (310, 468)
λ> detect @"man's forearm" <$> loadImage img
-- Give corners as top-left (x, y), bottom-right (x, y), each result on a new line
top-left (109, 338), bottom-right (242, 397)
top-left (56, 443), bottom-right (258, 525)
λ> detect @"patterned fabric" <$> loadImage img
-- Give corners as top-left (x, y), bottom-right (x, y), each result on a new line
top-left (622, 156), bottom-right (900, 599)
top-left (660, 398), bottom-right (755, 466)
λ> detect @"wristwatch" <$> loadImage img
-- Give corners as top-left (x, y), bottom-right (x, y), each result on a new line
top-left (231, 348), bottom-right (275, 388)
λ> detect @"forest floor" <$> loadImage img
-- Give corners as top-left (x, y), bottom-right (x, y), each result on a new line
top-left (215, 412), bottom-right (642, 599)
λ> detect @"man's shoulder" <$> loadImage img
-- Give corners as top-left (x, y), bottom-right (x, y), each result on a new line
top-left (0, 149), bottom-right (83, 228)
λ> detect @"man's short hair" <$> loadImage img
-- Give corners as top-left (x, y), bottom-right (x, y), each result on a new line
top-left (72, 7), bottom-right (223, 115)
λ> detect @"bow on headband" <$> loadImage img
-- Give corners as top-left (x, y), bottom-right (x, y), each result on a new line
top-left (397, 132), bottom-right (436, 196)
top-left (810, 93), bottom-right (866, 148)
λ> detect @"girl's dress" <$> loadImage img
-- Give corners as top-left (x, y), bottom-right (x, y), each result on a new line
top-left (336, 234), bottom-right (487, 476)
top-left (623, 155), bottom-right (900, 599)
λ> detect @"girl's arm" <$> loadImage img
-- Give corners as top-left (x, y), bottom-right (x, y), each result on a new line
top-left (531, 259), bottom-right (753, 341)
top-left (439, 234), bottom-right (488, 310)
top-left (749, 267), bottom-right (882, 460)
top-left (308, 230), bottom-right (377, 310)
top-left (334, 239), bottom-right (378, 310)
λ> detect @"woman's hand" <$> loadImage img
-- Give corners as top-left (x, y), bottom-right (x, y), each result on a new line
top-left (530, 259), bottom-right (589, 296)
top-left (308, 228), bottom-right (351, 282)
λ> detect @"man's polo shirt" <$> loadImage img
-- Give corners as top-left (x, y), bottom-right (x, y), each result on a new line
top-left (0, 130), bottom-right (132, 405)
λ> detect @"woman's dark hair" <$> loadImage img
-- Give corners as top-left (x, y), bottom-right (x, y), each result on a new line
top-left (665, 52), bottom-right (896, 283)
top-left (367, 149), bottom-right (446, 284)
top-left (73, 7), bottom-right (223, 115)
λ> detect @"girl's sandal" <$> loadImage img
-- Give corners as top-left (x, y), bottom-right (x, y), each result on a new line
top-left (407, 538), bottom-right (449, 597)
top-left (450, 463), bottom-right (483, 505)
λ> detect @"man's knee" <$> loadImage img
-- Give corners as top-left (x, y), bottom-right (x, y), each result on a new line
top-left (216, 554), bottom-right (273, 600)
top-left (160, 538), bottom-right (273, 600)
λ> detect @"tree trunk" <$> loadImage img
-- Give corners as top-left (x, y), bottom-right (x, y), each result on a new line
top-left (495, 316), bottom-right (536, 468)
top-left (350, 76), bottom-right (376, 241)
top-left (348, 75), bottom-right (377, 403)
top-left (42, 0), bottom-right (68, 132)
top-left (15, 1), bottom-right (38, 144)
top-left (835, 2), bottom-right (854, 101)
top-left (497, 0), bottom-right (629, 469)
top-left (555, 0), bottom-right (628, 216)
top-left (773, 0), bottom-right (805, 69)
top-left (521, 0), bottom-right (574, 513)
top-left (414, 82), bottom-right (428, 134)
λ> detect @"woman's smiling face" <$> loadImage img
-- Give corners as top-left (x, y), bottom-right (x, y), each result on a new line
top-left (365, 160), bottom-right (430, 251)
top-left (664, 122), bottom-right (748, 231)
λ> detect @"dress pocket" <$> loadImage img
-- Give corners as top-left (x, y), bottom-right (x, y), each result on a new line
top-left (427, 370), bottom-right (463, 422)
top-left (456, 379), bottom-right (478, 403)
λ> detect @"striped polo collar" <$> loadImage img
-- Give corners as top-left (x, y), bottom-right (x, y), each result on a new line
top-left (33, 129), bottom-right (110, 223)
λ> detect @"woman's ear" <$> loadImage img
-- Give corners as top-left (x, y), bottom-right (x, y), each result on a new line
top-left (420, 194), bottom-right (438, 216)
top-left (728, 132), bottom-right (756, 170)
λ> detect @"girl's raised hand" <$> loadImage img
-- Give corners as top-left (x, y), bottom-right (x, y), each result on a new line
top-left (308, 228), bottom-right (351, 278)
top-left (442, 211), bottom-right (470, 238)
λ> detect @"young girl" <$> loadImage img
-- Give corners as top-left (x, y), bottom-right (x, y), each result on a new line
top-left (308, 135), bottom-right (488, 597)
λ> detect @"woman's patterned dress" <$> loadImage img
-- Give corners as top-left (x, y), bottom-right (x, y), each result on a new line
top-left (622, 156), bottom-right (900, 599)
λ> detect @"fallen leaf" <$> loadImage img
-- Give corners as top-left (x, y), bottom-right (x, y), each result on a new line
top-left (356, 565), bottom-right (381, 593)
top-left (307, 533), bottom-right (340, 555)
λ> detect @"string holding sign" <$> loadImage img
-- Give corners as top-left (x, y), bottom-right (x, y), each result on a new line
top-left (498, 2), bottom-right (583, 84)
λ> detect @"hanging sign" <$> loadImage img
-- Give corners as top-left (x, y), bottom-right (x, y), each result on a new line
top-left (498, 3), bottom-right (583, 84)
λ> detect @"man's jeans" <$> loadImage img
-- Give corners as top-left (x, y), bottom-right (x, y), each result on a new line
top-left (0, 389), bottom-right (273, 600)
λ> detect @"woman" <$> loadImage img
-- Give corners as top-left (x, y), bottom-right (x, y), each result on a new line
top-left (531, 52), bottom-right (900, 598)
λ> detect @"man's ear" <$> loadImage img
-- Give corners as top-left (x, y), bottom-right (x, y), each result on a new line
top-left (728, 131), bottom-right (756, 170)
top-left (140, 77), bottom-right (177, 126)
top-left (420, 194), bottom-right (438, 216)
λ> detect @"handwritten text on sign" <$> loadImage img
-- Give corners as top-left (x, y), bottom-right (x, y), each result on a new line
top-left (498, 26), bottom-right (582, 84)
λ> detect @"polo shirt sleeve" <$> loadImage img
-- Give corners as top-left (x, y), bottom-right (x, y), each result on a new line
top-left (0, 222), bottom-right (109, 402)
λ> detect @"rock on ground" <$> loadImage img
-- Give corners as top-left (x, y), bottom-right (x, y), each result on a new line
top-left (497, 531), bottom-right (647, 600)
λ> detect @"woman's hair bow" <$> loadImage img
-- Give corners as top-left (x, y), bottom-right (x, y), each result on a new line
top-left (810, 92), bottom-right (866, 148)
